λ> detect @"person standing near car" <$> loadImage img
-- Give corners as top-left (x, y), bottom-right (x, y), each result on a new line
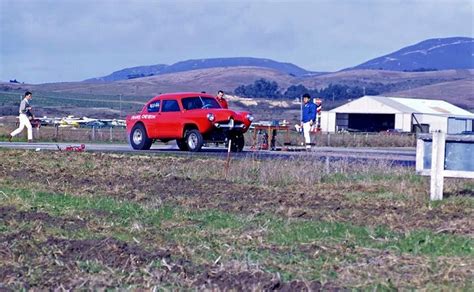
top-left (216, 90), bottom-right (228, 109)
top-left (9, 91), bottom-right (34, 142)
top-left (300, 93), bottom-right (316, 150)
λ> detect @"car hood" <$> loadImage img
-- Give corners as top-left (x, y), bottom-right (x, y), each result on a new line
top-left (207, 109), bottom-right (250, 122)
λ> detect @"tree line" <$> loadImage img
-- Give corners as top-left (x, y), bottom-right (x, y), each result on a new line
top-left (234, 78), bottom-right (384, 101)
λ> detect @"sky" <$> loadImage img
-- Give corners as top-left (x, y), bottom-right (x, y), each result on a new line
top-left (1, 0), bottom-right (473, 84)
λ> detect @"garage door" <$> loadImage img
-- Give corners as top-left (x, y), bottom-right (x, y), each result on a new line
top-left (347, 113), bottom-right (395, 132)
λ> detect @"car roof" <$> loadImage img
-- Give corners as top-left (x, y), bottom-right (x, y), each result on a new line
top-left (152, 92), bottom-right (216, 100)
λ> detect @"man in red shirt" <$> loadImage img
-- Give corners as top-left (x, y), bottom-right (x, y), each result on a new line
top-left (216, 90), bottom-right (228, 109)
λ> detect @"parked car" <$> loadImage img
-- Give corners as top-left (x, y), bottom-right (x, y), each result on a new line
top-left (126, 92), bottom-right (254, 152)
top-left (83, 120), bottom-right (106, 128)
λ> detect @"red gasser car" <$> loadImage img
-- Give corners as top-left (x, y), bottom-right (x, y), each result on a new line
top-left (126, 92), bottom-right (254, 152)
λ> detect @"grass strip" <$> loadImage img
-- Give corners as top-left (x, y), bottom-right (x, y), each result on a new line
top-left (1, 187), bottom-right (471, 258)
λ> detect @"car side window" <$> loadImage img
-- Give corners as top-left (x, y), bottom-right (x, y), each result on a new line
top-left (162, 100), bottom-right (180, 112)
top-left (182, 96), bottom-right (220, 110)
top-left (201, 97), bottom-right (221, 109)
top-left (147, 100), bottom-right (160, 113)
top-left (182, 97), bottom-right (201, 110)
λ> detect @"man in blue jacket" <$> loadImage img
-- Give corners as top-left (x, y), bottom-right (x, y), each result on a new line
top-left (300, 93), bottom-right (316, 150)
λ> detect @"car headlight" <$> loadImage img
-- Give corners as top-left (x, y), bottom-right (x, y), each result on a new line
top-left (207, 113), bottom-right (215, 122)
top-left (246, 114), bottom-right (254, 122)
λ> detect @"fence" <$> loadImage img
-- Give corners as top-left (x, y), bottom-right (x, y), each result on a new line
top-left (246, 128), bottom-right (416, 148)
top-left (1, 121), bottom-right (417, 148)
top-left (416, 132), bottom-right (474, 200)
top-left (0, 122), bottom-right (127, 143)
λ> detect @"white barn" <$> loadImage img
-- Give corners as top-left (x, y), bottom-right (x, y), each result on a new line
top-left (320, 96), bottom-right (474, 133)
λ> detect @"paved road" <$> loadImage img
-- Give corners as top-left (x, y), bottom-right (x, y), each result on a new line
top-left (0, 141), bottom-right (416, 166)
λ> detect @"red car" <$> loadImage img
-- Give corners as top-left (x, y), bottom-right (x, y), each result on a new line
top-left (126, 92), bottom-right (254, 152)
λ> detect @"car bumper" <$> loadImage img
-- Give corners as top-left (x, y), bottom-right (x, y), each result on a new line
top-left (213, 119), bottom-right (246, 130)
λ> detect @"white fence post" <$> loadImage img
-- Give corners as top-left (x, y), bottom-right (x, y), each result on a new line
top-left (430, 131), bottom-right (446, 201)
top-left (91, 126), bottom-right (96, 141)
top-left (415, 137), bottom-right (424, 172)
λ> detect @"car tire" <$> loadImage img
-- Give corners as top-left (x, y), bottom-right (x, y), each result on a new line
top-left (185, 129), bottom-right (203, 152)
top-left (176, 138), bottom-right (188, 151)
top-left (230, 133), bottom-right (245, 152)
top-left (130, 123), bottom-right (152, 150)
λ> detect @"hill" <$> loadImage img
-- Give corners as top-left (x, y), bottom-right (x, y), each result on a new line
top-left (86, 57), bottom-right (317, 82)
top-left (86, 37), bottom-right (474, 83)
top-left (18, 67), bottom-right (295, 97)
top-left (2, 67), bottom-right (472, 118)
top-left (85, 64), bottom-right (168, 82)
top-left (348, 37), bottom-right (474, 71)
top-left (299, 68), bottom-right (473, 89)
top-left (390, 79), bottom-right (474, 111)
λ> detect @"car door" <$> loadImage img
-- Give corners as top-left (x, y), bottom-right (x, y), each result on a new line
top-left (158, 99), bottom-right (183, 138)
top-left (144, 99), bottom-right (161, 138)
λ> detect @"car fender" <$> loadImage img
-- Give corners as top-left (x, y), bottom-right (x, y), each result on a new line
top-left (181, 121), bottom-right (205, 137)
top-left (127, 120), bottom-right (148, 136)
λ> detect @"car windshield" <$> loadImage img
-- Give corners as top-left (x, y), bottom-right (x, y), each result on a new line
top-left (182, 96), bottom-right (221, 110)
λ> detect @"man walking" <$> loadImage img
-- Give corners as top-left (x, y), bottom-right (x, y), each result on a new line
top-left (300, 93), bottom-right (316, 150)
top-left (216, 90), bottom-right (228, 109)
top-left (9, 91), bottom-right (34, 142)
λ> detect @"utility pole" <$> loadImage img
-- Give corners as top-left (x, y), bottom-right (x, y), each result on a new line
top-left (300, 95), bottom-right (303, 123)
top-left (119, 94), bottom-right (122, 119)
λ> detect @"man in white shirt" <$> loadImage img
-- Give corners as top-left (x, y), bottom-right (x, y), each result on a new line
top-left (9, 91), bottom-right (34, 142)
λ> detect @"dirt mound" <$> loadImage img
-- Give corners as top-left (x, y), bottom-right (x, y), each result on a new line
top-left (0, 206), bottom-right (85, 230)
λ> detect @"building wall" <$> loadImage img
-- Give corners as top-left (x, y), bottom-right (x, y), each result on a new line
top-left (321, 112), bottom-right (336, 132)
top-left (323, 111), bottom-right (451, 133)
top-left (394, 114), bottom-right (412, 132)
top-left (415, 115), bottom-right (448, 132)
top-left (448, 118), bottom-right (474, 133)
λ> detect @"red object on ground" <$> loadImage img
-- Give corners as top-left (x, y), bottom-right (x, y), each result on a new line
top-left (64, 144), bottom-right (86, 152)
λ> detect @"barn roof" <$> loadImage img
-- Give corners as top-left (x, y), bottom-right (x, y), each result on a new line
top-left (330, 96), bottom-right (474, 117)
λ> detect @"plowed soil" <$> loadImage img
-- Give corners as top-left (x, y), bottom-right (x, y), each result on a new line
top-left (0, 150), bottom-right (472, 289)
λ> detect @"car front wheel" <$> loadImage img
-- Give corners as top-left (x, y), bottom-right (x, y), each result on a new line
top-left (185, 129), bottom-right (203, 152)
top-left (130, 123), bottom-right (152, 150)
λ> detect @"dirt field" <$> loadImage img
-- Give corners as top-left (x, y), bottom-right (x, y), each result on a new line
top-left (0, 149), bottom-right (472, 289)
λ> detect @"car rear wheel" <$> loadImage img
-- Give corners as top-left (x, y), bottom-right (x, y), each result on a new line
top-left (185, 129), bottom-right (203, 152)
top-left (130, 123), bottom-right (152, 150)
top-left (176, 138), bottom-right (188, 151)
top-left (230, 133), bottom-right (245, 152)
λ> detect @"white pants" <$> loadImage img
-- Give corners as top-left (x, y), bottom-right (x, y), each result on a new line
top-left (303, 121), bottom-right (312, 148)
top-left (11, 114), bottom-right (32, 140)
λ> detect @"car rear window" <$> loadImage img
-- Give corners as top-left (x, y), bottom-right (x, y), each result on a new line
top-left (182, 97), bottom-right (221, 110)
top-left (162, 100), bottom-right (181, 112)
top-left (147, 100), bottom-right (160, 112)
